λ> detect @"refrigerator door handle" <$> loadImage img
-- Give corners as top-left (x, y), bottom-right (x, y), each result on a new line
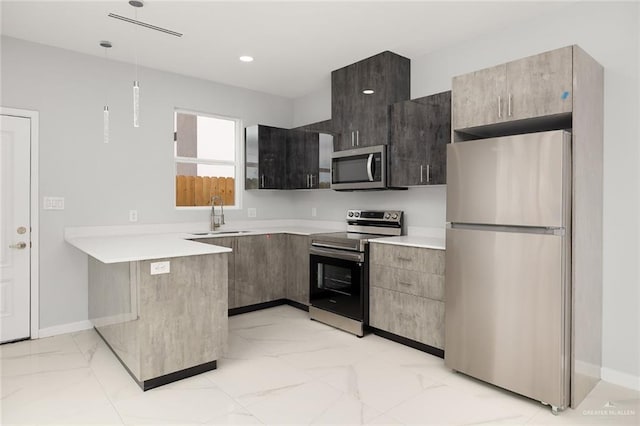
top-left (450, 222), bottom-right (564, 235)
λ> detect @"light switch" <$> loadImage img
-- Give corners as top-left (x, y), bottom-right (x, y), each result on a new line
top-left (150, 261), bottom-right (170, 275)
top-left (247, 208), bottom-right (256, 218)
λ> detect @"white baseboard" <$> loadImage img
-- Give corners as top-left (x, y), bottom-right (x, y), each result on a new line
top-left (38, 320), bottom-right (93, 338)
top-left (602, 367), bottom-right (640, 391)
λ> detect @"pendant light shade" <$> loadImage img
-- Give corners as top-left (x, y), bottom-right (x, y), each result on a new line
top-left (100, 40), bottom-right (112, 143)
top-left (133, 81), bottom-right (140, 127)
top-left (103, 106), bottom-right (110, 143)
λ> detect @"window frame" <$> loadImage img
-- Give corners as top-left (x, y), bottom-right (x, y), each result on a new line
top-left (173, 108), bottom-right (243, 210)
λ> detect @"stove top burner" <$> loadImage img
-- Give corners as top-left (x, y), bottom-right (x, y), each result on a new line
top-left (311, 209), bottom-right (405, 252)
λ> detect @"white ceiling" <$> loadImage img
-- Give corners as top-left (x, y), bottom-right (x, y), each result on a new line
top-left (1, 0), bottom-right (577, 99)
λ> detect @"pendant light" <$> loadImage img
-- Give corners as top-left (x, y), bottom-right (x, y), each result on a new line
top-left (100, 40), bottom-right (112, 143)
top-left (130, 0), bottom-right (143, 127)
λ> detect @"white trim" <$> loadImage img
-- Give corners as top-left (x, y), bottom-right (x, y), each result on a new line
top-left (38, 320), bottom-right (93, 339)
top-left (1, 107), bottom-right (39, 340)
top-left (602, 367), bottom-right (640, 391)
top-left (173, 109), bottom-right (243, 210)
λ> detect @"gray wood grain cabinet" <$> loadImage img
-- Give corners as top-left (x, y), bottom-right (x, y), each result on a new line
top-left (369, 242), bottom-right (446, 350)
top-left (235, 234), bottom-right (286, 306)
top-left (245, 125), bottom-right (288, 189)
top-left (389, 91), bottom-right (451, 186)
top-left (285, 234), bottom-right (310, 306)
top-left (331, 51), bottom-right (410, 151)
top-left (452, 46), bottom-right (572, 132)
top-left (246, 125), bottom-right (331, 190)
top-left (286, 130), bottom-right (320, 189)
top-left (198, 237), bottom-right (237, 309)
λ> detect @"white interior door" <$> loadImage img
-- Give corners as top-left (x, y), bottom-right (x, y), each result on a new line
top-left (1, 115), bottom-right (31, 343)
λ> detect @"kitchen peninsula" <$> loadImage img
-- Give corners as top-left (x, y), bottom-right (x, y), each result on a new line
top-left (67, 233), bottom-right (231, 390)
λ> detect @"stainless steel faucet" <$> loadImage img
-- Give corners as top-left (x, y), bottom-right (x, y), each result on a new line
top-left (210, 195), bottom-right (225, 231)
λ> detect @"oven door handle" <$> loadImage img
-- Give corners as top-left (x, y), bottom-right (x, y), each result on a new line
top-left (310, 246), bottom-right (365, 263)
top-left (311, 242), bottom-right (357, 251)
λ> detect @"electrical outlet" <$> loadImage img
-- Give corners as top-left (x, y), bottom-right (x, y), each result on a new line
top-left (150, 261), bottom-right (170, 275)
top-left (43, 197), bottom-right (65, 210)
top-left (129, 210), bottom-right (138, 222)
top-left (311, 207), bottom-right (317, 217)
top-left (247, 208), bottom-right (256, 218)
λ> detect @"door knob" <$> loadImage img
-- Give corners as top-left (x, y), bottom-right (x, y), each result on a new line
top-left (9, 242), bottom-right (27, 249)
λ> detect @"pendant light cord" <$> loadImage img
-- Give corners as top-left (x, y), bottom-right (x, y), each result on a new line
top-left (104, 46), bottom-right (109, 105)
top-left (134, 7), bottom-right (139, 82)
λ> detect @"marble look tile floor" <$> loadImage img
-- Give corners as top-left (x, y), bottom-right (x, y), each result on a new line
top-left (1, 305), bottom-right (638, 425)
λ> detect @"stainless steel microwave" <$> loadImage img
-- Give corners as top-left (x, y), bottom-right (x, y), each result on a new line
top-left (331, 145), bottom-right (387, 190)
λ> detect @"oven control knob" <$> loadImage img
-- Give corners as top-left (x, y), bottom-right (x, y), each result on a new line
top-left (348, 211), bottom-right (354, 217)
top-left (392, 213), bottom-right (398, 220)
top-left (354, 212), bottom-right (360, 218)
top-left (384, 213), bottom-right (390, 219)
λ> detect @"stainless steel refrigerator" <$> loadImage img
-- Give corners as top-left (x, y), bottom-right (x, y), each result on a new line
top-left (444, 130), bottom-right (572, 412)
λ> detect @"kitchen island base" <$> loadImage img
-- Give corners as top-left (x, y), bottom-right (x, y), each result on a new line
top-left (95, 327), bottom-right (218, 391)
top-left (88, 253), bottom-right (228, 391)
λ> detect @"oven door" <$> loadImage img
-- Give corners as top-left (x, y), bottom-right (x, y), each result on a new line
top-left (309, 246), bottom-right (367, 322)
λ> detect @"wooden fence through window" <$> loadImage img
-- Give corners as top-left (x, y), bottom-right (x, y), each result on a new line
top-left (176, 176), bottom-right (235, 206)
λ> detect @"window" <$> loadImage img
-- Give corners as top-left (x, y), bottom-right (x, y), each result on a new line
top-left (174, 110), bottom-right (241, 208)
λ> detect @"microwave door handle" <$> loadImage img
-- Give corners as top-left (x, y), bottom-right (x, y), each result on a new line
top-left (367, 154), bottom-right (374, 181)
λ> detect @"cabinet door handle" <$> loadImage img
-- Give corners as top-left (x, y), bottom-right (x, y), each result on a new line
top-left (426, 164), bottom-right (430, 183)
top-left (498, 96), bottom-right (502, 118)
top-left (356, 130), bottom-right (359, 146)
top-left (398, 281), bottom-right (413, 287)
top-left (397, 257), bottom-right (412, 262)
top-left (508, 93), bottom-right (512, 117)
top-left (261, 174), bottom-right (265, 188)
top-left (420, 165), bottom-right (423, 183)
top-left (310, 174), bottom-right (315, 187)
top-left (351, 131), bottom-right (355, 147)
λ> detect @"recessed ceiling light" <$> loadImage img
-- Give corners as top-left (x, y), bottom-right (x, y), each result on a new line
top-left (362, 89), bottom-right (375, 95)
top-left (239, 56), bottom-right (254, 63)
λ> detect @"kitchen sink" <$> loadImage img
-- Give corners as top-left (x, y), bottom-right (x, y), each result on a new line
top-left (190, 230), bottom-right (252, 236)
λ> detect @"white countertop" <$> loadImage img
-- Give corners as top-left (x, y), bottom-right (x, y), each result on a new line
top-left (65, 222), bottom-right (343, 264)
top-left (66, 233), bottom-right (233, 264)
top-left (372, 235), bottom-right (446, 250)
top-left (180, 226), bottom-right (339, 239)
top-left (65, 220), bottom-right (446, 263)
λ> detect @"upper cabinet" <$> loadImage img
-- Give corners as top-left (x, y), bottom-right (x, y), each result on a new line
top-left (388, 91), bottom-right (451, 186)
top-left (452, 46), bottom-right (573, 132)
top-left (245, 125), bottom-right (332, 190)
top-left (286, 130), bottom-right (319, 189)
top-left (332, 51), bottom-right (410, 151)
top-left (245, 125), bottom-right (288, 190)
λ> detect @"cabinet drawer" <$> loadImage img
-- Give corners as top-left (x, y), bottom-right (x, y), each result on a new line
top-left (370, 243), bottom-right (445, 275)
top-left (370, 264), bottom-right (444, 301)
top-left (370, 287), bottom-right (444, 349)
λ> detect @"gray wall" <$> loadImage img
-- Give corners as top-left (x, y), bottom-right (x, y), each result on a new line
top-left (1, 36), bottom-right (296, 329)
top-left (291, 2), bottom-right (640, 382)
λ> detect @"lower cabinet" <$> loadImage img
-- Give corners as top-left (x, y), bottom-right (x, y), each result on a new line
top-left (196, 237), bottom-right (237, 309)
top-left (235, 234), bottom-right (287, 306)
top-left (195, 233), bottom-right (312, 310)
top-left (369, 242), bottom-right (446, 350)
top-left (285, 234), bottom-right (310, 306)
